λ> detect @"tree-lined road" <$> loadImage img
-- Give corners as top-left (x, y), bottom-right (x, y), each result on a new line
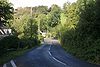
top-left (3, 39), bottom-right (100, 67)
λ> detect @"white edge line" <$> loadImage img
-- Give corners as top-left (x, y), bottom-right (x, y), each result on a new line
top-left (3, 64), bottom-right (7, 67)
top-left (10, 60), bottom-right (17, 67)
top-left (48, 51), bottom-right (52, 56)
top-left (48, 45), bottom-right (66, 66)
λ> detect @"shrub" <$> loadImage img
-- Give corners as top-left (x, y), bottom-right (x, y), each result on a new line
top-left (19, 38), bottom-right (40, 49)
top-left (0, 36), bottom-right (19, 55)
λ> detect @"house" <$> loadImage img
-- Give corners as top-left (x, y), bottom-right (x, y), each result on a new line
top-left (0, 26), bottom-right (12, 39)
top-left (0, 26), bottom-right (12, 35)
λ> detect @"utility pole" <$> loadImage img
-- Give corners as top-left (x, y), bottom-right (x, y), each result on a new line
top-left (31, 7), bottom-right (32, 17)
top-left (30, 7), bottom-right (33, 39)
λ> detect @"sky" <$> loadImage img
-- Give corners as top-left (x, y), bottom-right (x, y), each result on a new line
top-left (9, 0), bottom-right (77, 8)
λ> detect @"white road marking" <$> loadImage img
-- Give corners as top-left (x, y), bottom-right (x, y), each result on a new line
top-left (48, 51), bottom-right (52, 56)
top-left (10, 60), bottom-right (17, 67)
top-left (3, 64), bottom-right (7, 67)
top-left (48, 45), bottom-right (67, 66)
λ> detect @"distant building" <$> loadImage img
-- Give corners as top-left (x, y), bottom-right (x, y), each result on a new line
top-left (0, 26), bottom-right (12, 39)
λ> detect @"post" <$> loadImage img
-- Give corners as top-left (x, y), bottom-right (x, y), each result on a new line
top-left (31, 7), bottom-right (32, 17)
top-left (30, 7), bottom-right (33, 39)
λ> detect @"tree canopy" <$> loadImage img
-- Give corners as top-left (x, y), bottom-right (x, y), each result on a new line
top-left (0, 0), bottom-right (13, 26)
top-left (60, 0), bottom-right (100, 64)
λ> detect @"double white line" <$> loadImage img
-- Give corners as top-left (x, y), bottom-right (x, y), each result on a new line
top-left (3, 60), bottom-right (17, 67)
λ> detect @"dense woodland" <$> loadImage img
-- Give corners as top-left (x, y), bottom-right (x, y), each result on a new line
top-left (0, 0), bottom-right (100, 65)
top-left (60, 0), bottom-right (100, 64)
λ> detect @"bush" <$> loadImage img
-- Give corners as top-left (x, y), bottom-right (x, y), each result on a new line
top-left (0, 36), bottom-right (19, 55)
top-left (19, 38), bottom-right (40, 49)
top-left (61, 29), bottom-right (100, 64)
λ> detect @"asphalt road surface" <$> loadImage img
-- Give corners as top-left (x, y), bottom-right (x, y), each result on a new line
top-left (3, 39), bottom-right (100, 67)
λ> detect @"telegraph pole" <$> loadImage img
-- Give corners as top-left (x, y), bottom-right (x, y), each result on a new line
top-left (31, 7), bottom-right (32, 17)
top-left (30, 7), bottom-right (33, 39)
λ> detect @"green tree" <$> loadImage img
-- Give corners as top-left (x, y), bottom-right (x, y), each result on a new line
top-left (63, 2), bottom-right (70, 14)
top-left (24, 18), bottom-right (38, 39)
top-left (0, 0), bottom-right (13, 26)
top-left (11, 7), bottom-right (32, 38)
top-left (60, 0), bottom-right (100, 64)
top-left (37, 14), bottom-right (48, 32)
top-left (47, 4), bottom-right (61, 27)
top-left (76, 0), bottom-right (96, 39)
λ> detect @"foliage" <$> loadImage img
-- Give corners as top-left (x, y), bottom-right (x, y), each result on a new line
top-left (0, 36), bottom-right (19, 55)
top-left (60, 0), bottom-right (100, 64)
top-left (10, 7), bottom-right (40, 49)
top-left (47, 4), bottom-right (61, 27)
top-left (0, 0), bottom-right (13, 26)
top-left (24, 18), bottom-right (38, 39)
top-left (11, 8), bottom-right (30, 38)
top-left (23, 18), bottom-right (39, 48)
top-left (37, 14), bottom-right (48, 32)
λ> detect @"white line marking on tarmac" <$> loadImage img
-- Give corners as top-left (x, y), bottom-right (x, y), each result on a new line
top-left (48, 45), bottom-right (67, 66)
top-left (3, 64), bottom-right (7, 67)
top-left (10, 60), bottom-right (17, 67)
top-left (48, 51), bottom-right (52, 56)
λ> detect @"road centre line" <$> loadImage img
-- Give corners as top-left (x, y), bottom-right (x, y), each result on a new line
top-left (48, 45), bottom-right (67, 66)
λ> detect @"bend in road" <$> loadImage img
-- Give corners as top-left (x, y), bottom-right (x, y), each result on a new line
top-left (3, 39), bottom-right (100, 67)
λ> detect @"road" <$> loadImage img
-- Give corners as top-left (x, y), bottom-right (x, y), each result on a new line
top-left (3, 39), bottom-right (100, 67)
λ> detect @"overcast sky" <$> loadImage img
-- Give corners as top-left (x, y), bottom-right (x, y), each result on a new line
top-left (9, 0), bottom-right (77, 8)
